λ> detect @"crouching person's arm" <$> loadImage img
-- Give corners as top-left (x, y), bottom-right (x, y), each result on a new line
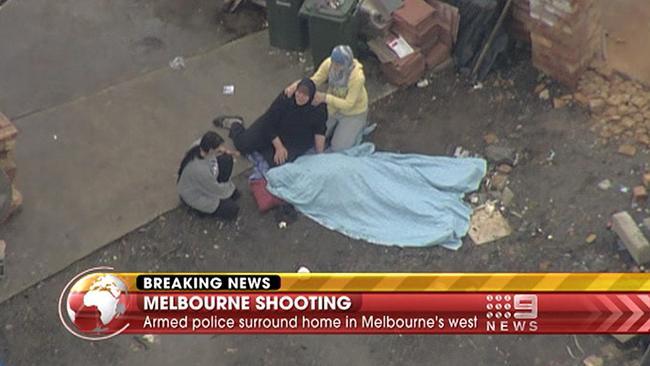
top-left (272, 137), bottom-right (289, 165)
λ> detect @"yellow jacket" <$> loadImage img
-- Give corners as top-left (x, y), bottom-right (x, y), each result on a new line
top-left (311, 57), bottom-right (369, 116)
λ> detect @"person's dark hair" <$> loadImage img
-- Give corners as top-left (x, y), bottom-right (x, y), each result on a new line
top-left (177, 131), bottom-right (225, 182)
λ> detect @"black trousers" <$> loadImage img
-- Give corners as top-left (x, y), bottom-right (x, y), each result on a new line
top-left (229, 122), bottom-right (303, 166)
top-left (216, 154), bottom-right (234, 183)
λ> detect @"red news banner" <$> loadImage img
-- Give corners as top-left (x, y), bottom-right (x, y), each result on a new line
top-left (61, 272), bottom-right (650, 336)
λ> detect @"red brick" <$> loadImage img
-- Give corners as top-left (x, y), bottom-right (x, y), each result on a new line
top-left (4, 166), bottom-right (16, 182)
top-left (643, 173), bottom-right (650, 188)
top-left (0, 186), bottom-right (22, 224)
top-left (10, 186), bottom-right (21, 211)
top-left (424, 42), bottom-right (451, 68)
top-left (0, 138), bottom-right (16, 153)
top-left (0, 159), bottom-right (15, 175)
top-left (0, 112), bottom-right (10, 129)
top-left (618, 144), bottom-right (637, 157)
top-left (633, 186), bottom-right (648, 203)
top-left (0, 150), bottom-right (15, 161)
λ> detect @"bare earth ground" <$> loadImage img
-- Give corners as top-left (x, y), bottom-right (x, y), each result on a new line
top-left (1, 51), bottom-right (650, 365)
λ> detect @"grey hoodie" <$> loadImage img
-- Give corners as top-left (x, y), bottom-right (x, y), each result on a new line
top-left (177, 156), bottom-right (236, 213)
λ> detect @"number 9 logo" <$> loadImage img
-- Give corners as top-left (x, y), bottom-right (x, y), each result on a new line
top-left (514, 294), bottom-right (538, 320)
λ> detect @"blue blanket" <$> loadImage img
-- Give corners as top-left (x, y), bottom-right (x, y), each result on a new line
top-left (266, 143), bottom-right (486, 249)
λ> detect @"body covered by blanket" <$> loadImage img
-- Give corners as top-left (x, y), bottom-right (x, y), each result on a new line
top-left (266, 143), bottom-right (486, 249)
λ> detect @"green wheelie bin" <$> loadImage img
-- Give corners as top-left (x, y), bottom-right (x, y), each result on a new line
top-left (299, 0), bottom-right (360, 67)
top-left (267, 0), bottom-right (310, 51)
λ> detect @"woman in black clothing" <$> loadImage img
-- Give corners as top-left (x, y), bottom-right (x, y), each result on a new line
top-left (215, 78), bottom-right (328, 166)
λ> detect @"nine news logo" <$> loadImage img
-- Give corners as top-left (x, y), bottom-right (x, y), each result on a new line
top-left (485, 294), bottom-right (538, 332)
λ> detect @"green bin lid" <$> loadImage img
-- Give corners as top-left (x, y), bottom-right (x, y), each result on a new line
top-left (299, 0), bottom-right (358, 21)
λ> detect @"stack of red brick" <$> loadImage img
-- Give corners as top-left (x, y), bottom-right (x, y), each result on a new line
top-left (377, 0), bottom-right (459, 86)
top-left (0, 112), bottom-right (21, 223)
top-left (509, 0), bottom-right (532, 43)
top-left (528, 0), bottom-right (602, 88)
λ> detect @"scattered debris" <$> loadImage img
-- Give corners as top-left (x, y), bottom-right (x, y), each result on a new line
top-left (598, 179), bottom-right (612, 190)
top-left (483, 133), bottom-right (499, 145)
top-left (141, 334), bottom-right (158, 344)
top-left (453, 146), bottom-right (472, 158)
top-left (546, 149), bottom-right (556, 163)
top-left (538, 89), bottom-right (550, 100)
top-left (226, 347), bottom-right (238, 354)
top-left (643, 173), bottom-right (650, 188)
top-left (469, 203), bottom-right (512, 245)
top-left (490, 173), bottom-right (508, 192)
top-left (416, 79), bottom-right (430, 88)
top-left (553, 98), bottom-right (568, 109)
top-left (169, 56), bottom-right (186, 70)
top-left (573, 335), bottom-right (585, 355)
top-left (633, 186), bottom-right (648, 203)
top-left (573, 92), bottom-right (589, 107)
top-left (588, 99), bottom-right (606, 114)
top-left (278, 221), bottom-right (287, 229)
top-left (611, 334), bottom-right (638, 344)
top-left (583, 355), bottom-right (603, 366)
top-left (472, 82), bottom-right (484, 90)
top-left (585, 234), bottom-right (597, 244)
top-left (611, 211), bottom-right (650, 265)
top-left (297, 266), bottom-right (310, 273)
top-left (620, 186), bottom-right (629, 193)
top-left (500, 187), bottom-right (514, 207)
top-left (223, 85), bottom-right (235, 95)
top-left (617, 144), bottom-right (637, 157)
top-left (53, 134), bottom-right (58, 141)
top-left (484, 145), bottom-right (515, 164)
top-left (566, 345), bottom-right (578, 359)
top-left (496, 163), bottom-right (512, 174)
top-left (579, 69), bottom-right (650, 148)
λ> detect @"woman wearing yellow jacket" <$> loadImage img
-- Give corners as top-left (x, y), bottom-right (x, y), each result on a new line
top-left (286, 45), bottom-right (369, 152)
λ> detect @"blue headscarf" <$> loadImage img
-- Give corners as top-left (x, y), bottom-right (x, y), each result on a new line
top-left (328, 45), bottom-right (354, 90)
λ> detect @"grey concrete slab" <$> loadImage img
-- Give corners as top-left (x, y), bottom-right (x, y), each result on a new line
top-left (0, 30), bottom-right (396, 303)
top-left (0, 0), bottom-right (265, 119)
top-left (0, 31), bottom-right (300, 302)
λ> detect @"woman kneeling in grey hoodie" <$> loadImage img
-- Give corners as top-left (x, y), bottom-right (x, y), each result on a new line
top-left (177, 131), bottom-right (240, 220)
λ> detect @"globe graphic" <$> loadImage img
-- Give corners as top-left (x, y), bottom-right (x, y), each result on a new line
top-left (66, 274), bottom-right (129, 333)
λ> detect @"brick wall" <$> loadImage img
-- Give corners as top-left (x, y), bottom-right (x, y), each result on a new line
top-left (508, 0), bottom-right (602, 89)
top-left (0, 112), bottom-right (21, 223)
top-left (529, 0), bottom-right (602, 88)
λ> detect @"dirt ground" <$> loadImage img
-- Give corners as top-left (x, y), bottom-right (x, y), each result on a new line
top-left (2, 44), bottom-right (650, 366)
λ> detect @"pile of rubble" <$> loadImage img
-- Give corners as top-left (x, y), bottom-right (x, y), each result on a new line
top-left (574, 64), bottom-right (650, 151)
top-left (367, 0), bottom-right (459, 86)
top-left (460, 140), bottom-right (518, 246)
top-left (0, 112), bottom-right (20, 223)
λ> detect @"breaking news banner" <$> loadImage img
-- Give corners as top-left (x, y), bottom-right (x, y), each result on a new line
top-left (58, 267), bottom-right (650, 340)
